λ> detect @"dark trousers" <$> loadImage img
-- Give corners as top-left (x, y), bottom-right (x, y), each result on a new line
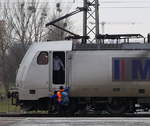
top-left (53, 70), bottom-right (65, 84)
top-left (53, 71), bottom-right (61, 84)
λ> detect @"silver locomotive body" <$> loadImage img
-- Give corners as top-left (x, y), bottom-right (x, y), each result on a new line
top-left (70, 50), bottom-right (150, 97)
top-left (14, 41), bottom-right (150, 114)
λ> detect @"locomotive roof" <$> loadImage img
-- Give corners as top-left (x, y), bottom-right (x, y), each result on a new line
top-left (32, 40), bottom-right (72, 51)
top-left (30, 40), bottom-right (150, 51)
top-left (73, 43), bottom-right (150, 50)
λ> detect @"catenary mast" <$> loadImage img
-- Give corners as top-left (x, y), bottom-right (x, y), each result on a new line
top-left (83, 0), bottom-right (100, 44)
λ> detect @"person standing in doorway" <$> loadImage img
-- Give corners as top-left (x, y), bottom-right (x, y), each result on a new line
top-left (53, 56), bottom-right (65, 84)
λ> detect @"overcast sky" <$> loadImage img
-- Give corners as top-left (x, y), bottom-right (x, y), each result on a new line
top-left (2, 0), bottom-right (150, 37)
top-left (73, 0), bottom-right (150, 37)
top-left (52, 0), bottom-right (150, 37)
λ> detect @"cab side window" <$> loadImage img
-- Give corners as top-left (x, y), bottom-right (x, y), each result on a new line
top-left (37, 52), bottom-right (48, 65)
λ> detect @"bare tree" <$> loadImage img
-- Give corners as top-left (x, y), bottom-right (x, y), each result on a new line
top-left (0, 0), bottom-right (49, 90)
top-left (5, 0), bottom-right (48, 46)
top-left (0, 20), bottom-right (10, 92)
top-left (4, 0), bottom-right (48, 68)
top-left (0, 0), bottom-right (73, 92)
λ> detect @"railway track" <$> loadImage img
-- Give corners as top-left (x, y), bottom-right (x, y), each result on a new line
top-left (1, 112), bottom-right (150, 117)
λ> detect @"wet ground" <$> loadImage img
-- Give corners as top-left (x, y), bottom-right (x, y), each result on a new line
top-left (0, 118), bottom-right (23, 126)
top-left (1, 117), bottom-right (150, 126)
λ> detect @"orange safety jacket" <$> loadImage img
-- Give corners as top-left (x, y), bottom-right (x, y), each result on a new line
top-left (57, 89), bottom-right (64, 103)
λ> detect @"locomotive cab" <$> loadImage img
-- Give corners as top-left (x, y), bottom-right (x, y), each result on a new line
top-left (15, 41), bottom-right (72, 111)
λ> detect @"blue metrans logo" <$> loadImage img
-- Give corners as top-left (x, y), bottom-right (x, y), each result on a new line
top-left (112, 58), bottom-right (150, 81)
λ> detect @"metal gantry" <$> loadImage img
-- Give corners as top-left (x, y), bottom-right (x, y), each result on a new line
top-left (46, 0), bottom-right (100, 44)
top-left (83, 0), bottom-right (100, 44)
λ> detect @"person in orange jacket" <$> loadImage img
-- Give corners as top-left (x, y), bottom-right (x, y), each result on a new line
top-left (57, 86), bottom-right (64, 104)
top-left (56, 86), bottom-right (70, 115)
top-left (56, 86), bottom-right (64, 114)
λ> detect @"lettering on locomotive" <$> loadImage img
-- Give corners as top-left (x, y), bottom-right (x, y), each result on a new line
top-left (112, 58), bottom-right (150, 81)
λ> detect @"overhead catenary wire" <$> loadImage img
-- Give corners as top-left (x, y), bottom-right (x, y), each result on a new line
top-left (1, 6), bottom-right (150, 9)
top-left (1, 1), bottom-right (150, 9)
top-left (101, 6), bottom-right (150, 8)
top-left (2, 0), bottom-right (150, 4)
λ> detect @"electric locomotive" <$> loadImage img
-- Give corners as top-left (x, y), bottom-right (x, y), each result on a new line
top-left (10, 34), bottom-right (150, 114)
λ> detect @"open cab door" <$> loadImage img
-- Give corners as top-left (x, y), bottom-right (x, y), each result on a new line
top-left (50, 51), bottom-right (67, 92)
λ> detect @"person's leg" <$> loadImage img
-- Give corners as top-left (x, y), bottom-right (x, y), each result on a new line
top-left (53, 71), bottom-right (59, 84)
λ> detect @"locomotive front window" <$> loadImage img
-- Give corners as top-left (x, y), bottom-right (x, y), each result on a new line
top-left (37, 51), bottom-right (48, 65)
